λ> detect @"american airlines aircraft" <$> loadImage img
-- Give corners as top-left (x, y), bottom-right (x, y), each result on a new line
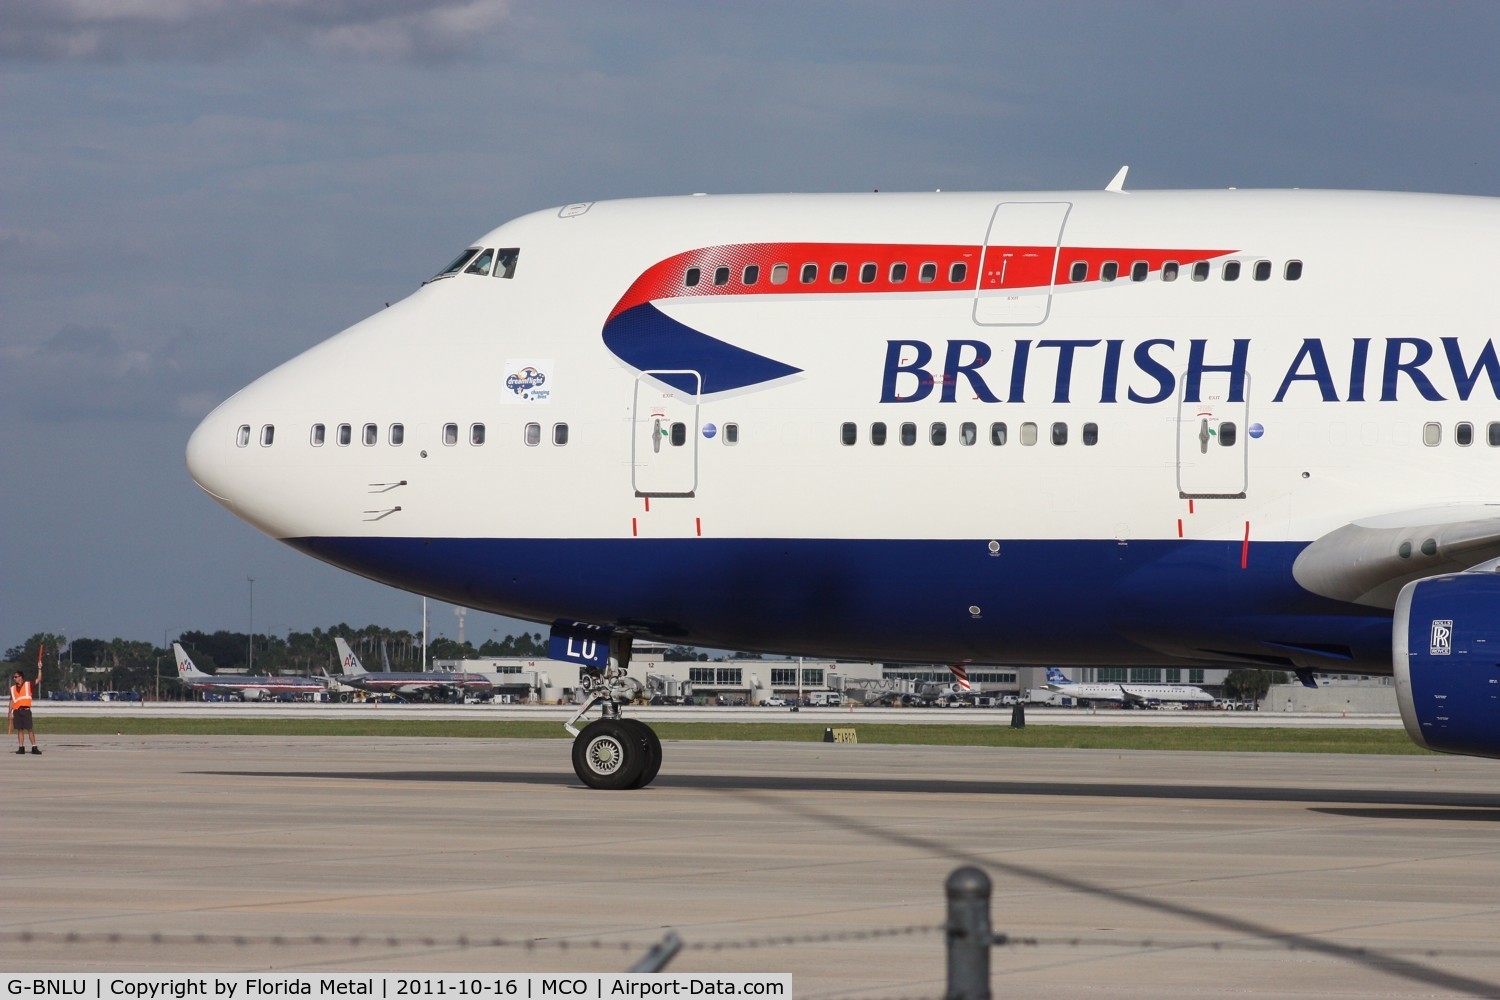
top-left (1043, 667), bottom-right (1213, 706)
top-left (186, 175), bottom-right (1500, 787)
top-left (332, 636), bottom-right (493, 701)
top-left (172, 643), bottom-right (326, 701)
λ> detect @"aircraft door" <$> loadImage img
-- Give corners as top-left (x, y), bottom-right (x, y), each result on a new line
top-left (632, 371), bottom-right (700, 498)
top-left (1177, 371), bottom-right (1248, 499)
top-left (972, 201), bottom-right (1071, 326)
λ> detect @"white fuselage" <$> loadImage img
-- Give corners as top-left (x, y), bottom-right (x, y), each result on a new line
top-left (186, 189), bottom-right (1500, 671)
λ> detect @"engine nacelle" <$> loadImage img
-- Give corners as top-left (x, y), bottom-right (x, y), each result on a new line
top-left (1395, 572), bottom-right (1500, 758)
top-left (239, 688), bottom-right (266, 702)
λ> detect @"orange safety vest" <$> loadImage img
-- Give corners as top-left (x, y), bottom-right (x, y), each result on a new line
top-left (10, 681), bottom-right (32, 709)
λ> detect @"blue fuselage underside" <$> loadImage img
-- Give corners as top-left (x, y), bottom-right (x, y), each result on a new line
top-left (288, 536), bottom-right (1395, 670)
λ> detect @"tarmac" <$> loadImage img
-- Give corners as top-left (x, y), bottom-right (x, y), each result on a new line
top-left (4, 731), bottom-right (1499, 998)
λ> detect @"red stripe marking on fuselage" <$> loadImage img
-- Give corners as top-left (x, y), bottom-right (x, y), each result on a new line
top-left (608, 242), bottom-right (1237, 321)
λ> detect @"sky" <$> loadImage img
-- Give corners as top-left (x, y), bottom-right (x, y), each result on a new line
top-left (3, 0), bottom-right (1500, 651)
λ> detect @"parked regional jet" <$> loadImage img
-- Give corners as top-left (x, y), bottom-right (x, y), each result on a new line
top-left (333, 637), bottom-right (492, 702)
top-left (171, 643), bottom-right (325, 701)
top-left (1044, 667), bottom-right (1213, 706)
top-left (186, 174), bottom-right (1500, 787)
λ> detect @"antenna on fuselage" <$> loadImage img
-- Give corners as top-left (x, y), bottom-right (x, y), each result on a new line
top-left (1105, 165), bottom-right (1130, 193)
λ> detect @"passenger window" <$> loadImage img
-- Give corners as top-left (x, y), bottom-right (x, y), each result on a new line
top-left (1219, 422), bottom-right (1237, 446)
top-left (553, 423), bottom-right (569, 446)
top-left (464, 248), bottom-right (496, 276)
top-left (1254, 260), bottom-right (1272, 281)
top-left (442, 423), bottom-right (458, 447)
top-left (870, 422), bottom-right (887, 446)
top-left (1051, 422), bottom-right (1067, 445)
top-left (362, 423), bottom-right (377, 446)
top-left (918, 262), bottom-right (937, 283)
top-left (900, 422), bottom-right (917, 446)
top-left (713, 266), bottom-right (730, 286)
top-left (1070, 261), bottom-right (1087, 282)
top-left (890, 262), bottom-right (908, 283)
top-left (524, 422), bottom-right (541, 446)
top-left (670, 422), bottom-right (687, 446)
top-left (724, 423), bottom-right (739, 445)
top-left (840, 422), bottom-right (857, 446)
top-left (830, 263), bottom-right (848, 284)
top-left (470, 423), bottom-right (485, 446)
top-left (950, 262), bottom-right (967, 283)
top-left (389, 423), bottom-right (404, 446)
top-left (990, 422), bottom-right (1008, 446)
top-left (959, 422), bottom-right (976, 446)
top-left (236, 425), bottom-right (251, 448)
top-left (1222, 260), bottom-right (1241, 281)
top-left (1020, 422), bottom-right (1038, 446)
top-left (1101, 261), bottom-right (1118, 282)
top-left (743, 265), bottom-right (760, 285)
top-left (1285, 260), bottom-right (1303, 281)
top-left (310, 424), bottom-right (325, 447)
top-left (930, 422), bottom-right (947, 446)
top-left (1456, 422), bottom-right (1474, 447)
top-left (800, 263), bottom-right (817, 284)
top-left (860, 262), bottom-right (878, 283)
top-left (261, 424), bottom-right (275, 447)
top-left (1423, 422), bottom-right (1441, 446)
top-left (1130, 261), bottom-right (1148, 282)
top-left (1192, 261), bottom-right (1210, 281)
top-left (493, 249), bottom-right (520, 279)
top-left (1162, 262), bottom-right (1179, 282)
top-left (684, 267), bottom-right (701, 287)
top-left (338, 423), bottom-right (352, 447)
top-left (771, 264), bottom-right (789, 285)
top-left (1489, 422), bottom-right (1500, 447)
top-left (1082, 422), bottom-right (1099, 446)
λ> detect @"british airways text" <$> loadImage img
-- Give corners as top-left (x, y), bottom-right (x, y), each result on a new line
top-left (879, 337), bottom-right (1500, 404)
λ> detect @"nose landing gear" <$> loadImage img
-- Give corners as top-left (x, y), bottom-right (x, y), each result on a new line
top-left (565, 634), bottom-right (663, 789)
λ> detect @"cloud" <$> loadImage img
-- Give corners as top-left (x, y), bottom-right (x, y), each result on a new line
top-left (0, 0), bottom-right (511, 63)
top-left (0, 323), bottom-right (228, 424)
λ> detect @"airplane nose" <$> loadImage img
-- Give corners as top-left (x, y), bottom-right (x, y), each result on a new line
top-left (186, 407), bottom-right (232, 506)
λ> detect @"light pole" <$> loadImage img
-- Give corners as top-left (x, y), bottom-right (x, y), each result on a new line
top-left (247, 576), bottom-right (256, 672)
top-left (160, 626), bottom-right (187, 701)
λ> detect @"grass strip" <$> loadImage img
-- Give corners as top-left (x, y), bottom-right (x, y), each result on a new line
top-left (36, 716), bottom-right (1429, 754)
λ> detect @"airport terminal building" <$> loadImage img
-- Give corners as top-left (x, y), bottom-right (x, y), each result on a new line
top-left (435, 646), bottom-right (1245, 706)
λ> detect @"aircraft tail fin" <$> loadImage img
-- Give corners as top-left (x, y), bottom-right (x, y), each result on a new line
top-left (172, 643), bottom-right (209, 679)
top-left (947, 664), bottom-right (972, 692)
top-left (1045, 667), bottom-right (1072, 686)
top-left (334, 637), bottom-right (368, 676)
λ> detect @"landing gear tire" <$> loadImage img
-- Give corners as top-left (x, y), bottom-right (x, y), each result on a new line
top-left (572, 719), bottom-right (646, 790)
top-left (621, 719), bottom-right (663, 789)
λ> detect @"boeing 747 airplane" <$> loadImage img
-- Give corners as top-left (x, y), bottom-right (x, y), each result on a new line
top-left (186, 174), bottom-right (1500, 786)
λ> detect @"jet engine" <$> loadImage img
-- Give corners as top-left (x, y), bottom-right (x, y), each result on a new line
top-left (1394, 570), bottom-right (1500, 759)
top-left (239, 689), bottom-right (266, 702)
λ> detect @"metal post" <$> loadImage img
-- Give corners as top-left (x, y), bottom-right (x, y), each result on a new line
top-left (627, 930), bottom-right (682, 973)
top-left (945, 866), bottom-right (992, 1000)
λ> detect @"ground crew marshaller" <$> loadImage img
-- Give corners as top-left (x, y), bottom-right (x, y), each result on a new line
top-left (9, 646), bottom-right (42, 755)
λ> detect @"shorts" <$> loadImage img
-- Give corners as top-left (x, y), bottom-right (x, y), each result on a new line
top-left (11, 707), bottom-right (33, 731)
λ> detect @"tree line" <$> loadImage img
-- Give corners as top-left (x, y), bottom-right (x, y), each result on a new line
top-left (1, 626), bottom-right (549, 698)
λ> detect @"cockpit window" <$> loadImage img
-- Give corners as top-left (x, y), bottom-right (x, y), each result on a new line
top-left (464, 248), bottom-right (496, 276)
top-left (431, 246), bottom-right (519, 283)
top-left (494, 248), bottom-right (519, 279)
top-left (436, 248), bottom-right (481, 279)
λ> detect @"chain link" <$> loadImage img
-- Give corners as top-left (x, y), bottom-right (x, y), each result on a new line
top-left (4, 925), bottom-right (1498, 964)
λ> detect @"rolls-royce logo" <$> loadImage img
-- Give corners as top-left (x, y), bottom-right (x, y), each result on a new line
top-left (1430, 619), bottom-right (1453, 656)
